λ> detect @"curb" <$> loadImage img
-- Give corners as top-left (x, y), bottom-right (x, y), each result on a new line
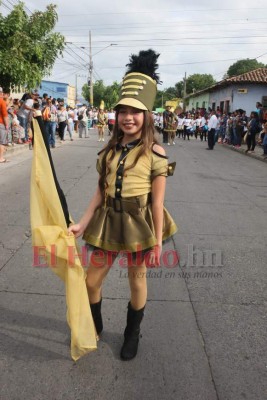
top-left (220, 143), bottom-right (267, 163)
top-left (5, 143), bottom-right (31, 157)
top-left (4, 127), bottom-right (95, 159)
top-left (5, 135), bottom-right (79, 158)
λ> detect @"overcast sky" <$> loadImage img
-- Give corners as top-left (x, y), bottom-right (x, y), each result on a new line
top-left (2, 0), bottom-right (267, 95)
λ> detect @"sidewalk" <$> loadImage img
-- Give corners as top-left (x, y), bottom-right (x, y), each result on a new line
top-left (219, 141), bottom-right (267, 163)
top-left (5, 129), bottom-right (81, 159)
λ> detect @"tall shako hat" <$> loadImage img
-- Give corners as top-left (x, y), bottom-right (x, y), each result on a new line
top-left (115, 49), bottom-right (160, 112)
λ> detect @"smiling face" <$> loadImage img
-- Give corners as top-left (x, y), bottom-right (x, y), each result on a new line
top-left (117, 106), bottom-right (144, 142)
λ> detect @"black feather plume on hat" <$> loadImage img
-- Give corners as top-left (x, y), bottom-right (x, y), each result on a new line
top-left (125, 49), bottom-right (161, 84)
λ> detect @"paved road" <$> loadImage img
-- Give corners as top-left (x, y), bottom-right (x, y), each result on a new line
top-left (0, 131), bottom-right (266, 400)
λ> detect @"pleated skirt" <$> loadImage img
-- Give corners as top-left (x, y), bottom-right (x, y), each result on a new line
top-left (82, 194), bottom-right (177, 253)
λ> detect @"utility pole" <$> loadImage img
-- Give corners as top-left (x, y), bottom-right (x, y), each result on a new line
top-left (75, 74), bottom-right (78, 105)
top-left (89, 30), bottom-right (93, 106)
top-left (183, 72), bottom-right (187, 111)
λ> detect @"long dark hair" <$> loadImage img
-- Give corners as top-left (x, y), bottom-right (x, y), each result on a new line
top-left (98, 108), bottom-right (159, 196)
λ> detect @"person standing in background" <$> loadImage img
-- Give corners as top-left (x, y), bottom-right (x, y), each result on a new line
top-left (206, 109), bottom-right (218, 150)
top-left (0, 87), bottom-right (9, 163)
top-left (66, 106), bottom-right (74, 141)
top-left (57, 104), bottom-right (69, 142)
top-left (107, 108), bottom-right (115, 136)
top-left (162, 105), bottom-right (171, 143)
top-left (261, 122), bottom-right (267, 159)
top-left (97, 102), bottom-right (107, 141)
top-left (164, 108), bottom-right (178, 145)
top-left (78, 104), bottom-right (89, 138)
top-left (73, 106), bottom-right (79, 132)
top-left (246, 111), bottom-right (260, 153)
top-left (256, 102), bottom-right (264, 124)
top-left (182, 112), bottom-right (192, 141)
top-left (17, 90), bottom-right (39, 143)
top-left (42, 98), bottom-right (58, 148)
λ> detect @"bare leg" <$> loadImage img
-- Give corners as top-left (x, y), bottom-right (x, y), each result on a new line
top-left (100, 126), bottom-right (104, 141)
top-left (97, 126), bottom-right (102, 141)
top-left (86, 251), bottom-right (115, 303)
top-left (0, 144), bottom-right (6, 162)
top-left (127, 261), bottom-right (147, 310)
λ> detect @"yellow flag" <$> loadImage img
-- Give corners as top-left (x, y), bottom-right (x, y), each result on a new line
top-left (30, 118), bottom-right (97, 361)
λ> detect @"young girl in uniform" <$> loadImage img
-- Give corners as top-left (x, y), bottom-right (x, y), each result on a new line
top-left (97, 102), bottom-right (107, 142)
top-left (68, 50), bottom-right (177, 361)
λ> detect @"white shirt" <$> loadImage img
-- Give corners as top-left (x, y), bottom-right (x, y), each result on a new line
top-left (200, 117), bottom-right (207, 127)
top-left (17, 99), bottom-right (34, 118)
top-left (195, 117), bottom-right (202, 127)
top-left (208, 114), bottom-right (218, 130)
top-left (183, 118), bottom-right (192, 127)
top-left (178, 117), bottom-right (184, 126)
top-left (79, 106), bottom-right (88, 122)
top-left (57, 110), bottom-right (68, 123)
top-left (108, 112), bottom-right (115, 120)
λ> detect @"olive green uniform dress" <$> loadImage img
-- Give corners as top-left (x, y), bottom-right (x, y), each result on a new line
top-left (97, 112), bottom-right (107, 127)
top-left (83, 140), bottom-right (177, 252)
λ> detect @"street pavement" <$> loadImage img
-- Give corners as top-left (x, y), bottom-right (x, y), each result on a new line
top-left (0, 130), bottom-right (266, 400)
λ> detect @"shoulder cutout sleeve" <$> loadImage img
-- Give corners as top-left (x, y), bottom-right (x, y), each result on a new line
top-left (151, 147), bottom-right (168, 159)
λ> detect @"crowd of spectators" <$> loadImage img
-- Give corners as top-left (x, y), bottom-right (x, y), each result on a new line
top-left (1, 90), bottom-right (117, 149)
top-left (1, 87), bottom-right (267, 161)
top-left (153, 102), bottom-right (267, 158)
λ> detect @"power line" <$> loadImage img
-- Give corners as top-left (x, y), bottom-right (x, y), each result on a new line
top-left (59, 8), bottom-right (267, 16)
top-left (48, 66), bottom-right (86, 81)
top-left (63, 42), bottom-right (267, 47)
top-left (56, 18), bottom-right (267, 29)
top-left (57, 28), bottom-right (267, 37)
top-left (63, 48), bottom-right (88, 70)
top-left (93, 70), bottom-right (102, 81)
top-left (65, 44), bottom-right (87, 63)
top-left (100, 51), bottom-right (267, 69)
top-left (68, 47), bottom-right (266, 54)
top-left (1, 1), bottom-right (13, 11)
top-left (69, 42), bottom-right (90, 58)
top-left (4, 0), bottom-right (32, 15)
top-left (54, 60), bottom-right (86, 68)
top-left (62, 35), bottom-right (267, 43)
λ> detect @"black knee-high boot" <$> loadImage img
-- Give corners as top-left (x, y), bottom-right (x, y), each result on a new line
top-left (90, 298), bottom-right (103, 335)
top-left (120, 302), bottom-right (145, 361)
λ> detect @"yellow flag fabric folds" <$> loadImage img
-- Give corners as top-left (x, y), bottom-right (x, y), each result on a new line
top-left (30, 118), bottom-right (97, 361)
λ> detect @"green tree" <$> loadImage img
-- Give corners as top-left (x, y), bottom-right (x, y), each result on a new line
top-left (154, 90), bottom-right (163, 108)
top-left (154, 75), bottom-right (215, 108)
top-left (104, 81), bottom-right (120, 108)
top-left (81, 83), bottom-right (89, 103)
top-left (82, 80), bottom-right (105, 106)
top-left (92, 80), bottom-right (105, 107)
top-left (0, 2), bottom-right (65, 92)
top-left (175, 81), bottom-right (183, 98)
top-left (82, 80), bottom-right (120, 108)
top-left (154, 86), bottom-right (180, 108)
top-left (227, 59), bottom-right (265, 77)
top-left (185, 74), bottom-right (216, 95)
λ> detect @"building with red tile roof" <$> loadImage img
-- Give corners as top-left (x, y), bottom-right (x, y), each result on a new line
top-left (186, 68), bottom-right (267, 113)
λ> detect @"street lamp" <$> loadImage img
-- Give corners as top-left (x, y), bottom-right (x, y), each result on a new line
top-left (92, 43), bottom-right (117, 57)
